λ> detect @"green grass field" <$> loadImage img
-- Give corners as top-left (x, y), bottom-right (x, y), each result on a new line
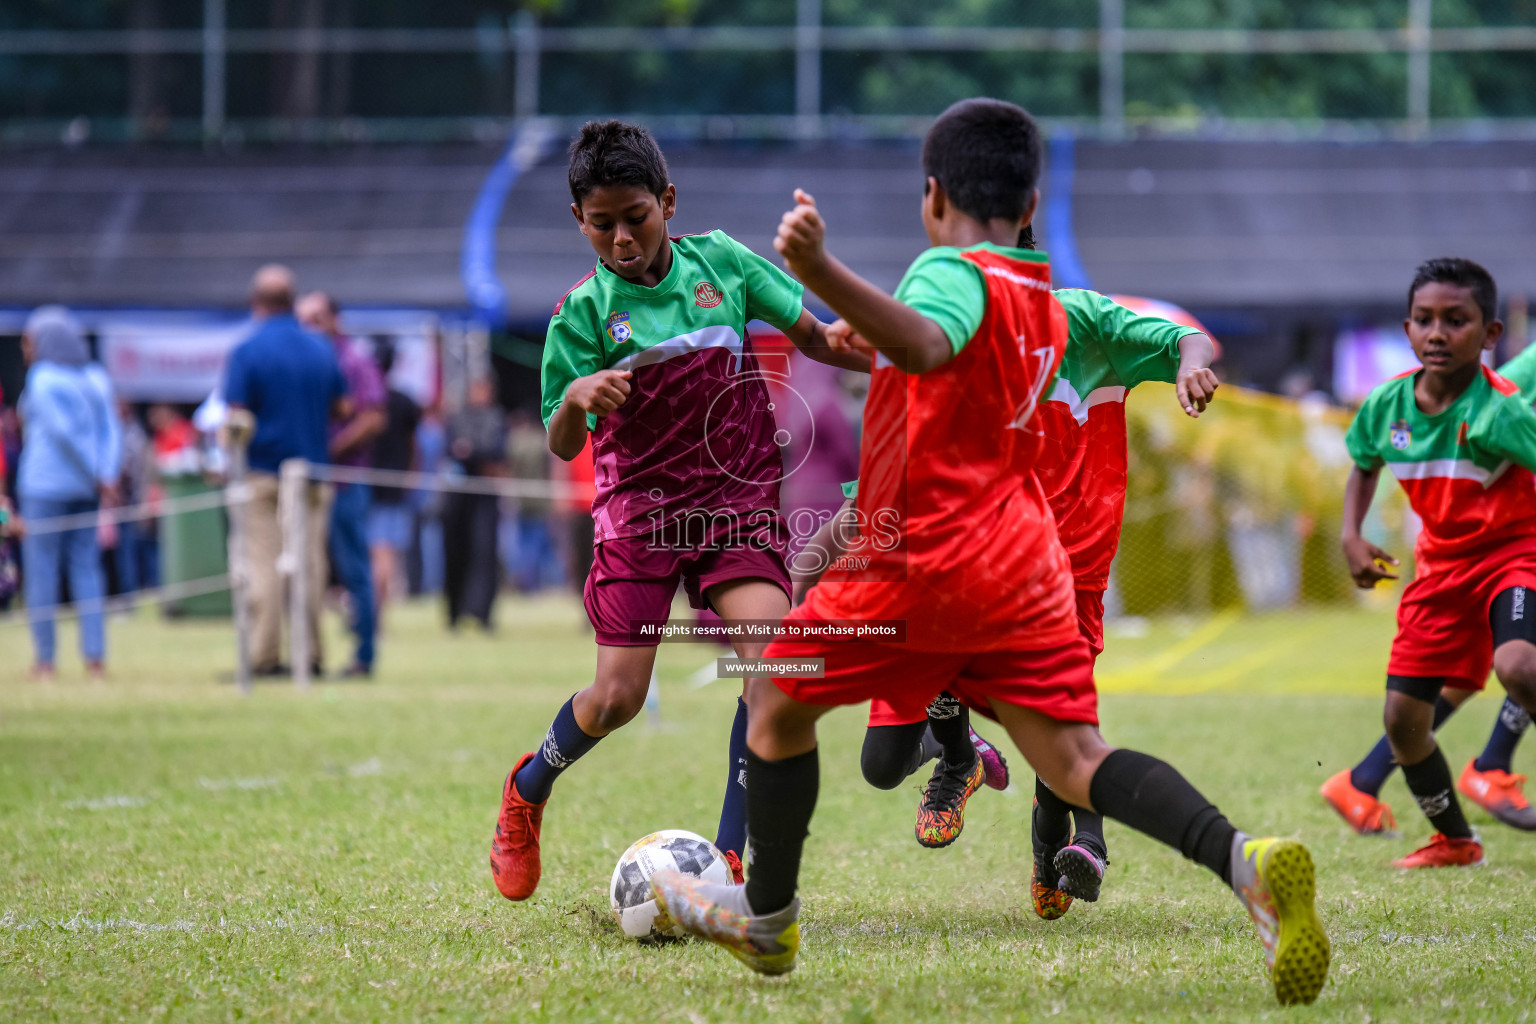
top-left (3, 595), bottom-right (1535, 1023)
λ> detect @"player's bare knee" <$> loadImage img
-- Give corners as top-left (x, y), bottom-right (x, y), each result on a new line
top-left (1383, 696), bottom-right (1434, 759)
top-left (580, 683), bottom-right (647, 732)
top-left (1493, 641), bottom-right (1536, 708)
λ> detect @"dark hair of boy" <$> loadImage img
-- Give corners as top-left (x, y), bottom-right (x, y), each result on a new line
top-left (1409, 257), bottom-right (1498, 324)
top-left (921, 98), bottom-right (1043, 224)
top-left (567, 120), bottom-right (670, 207)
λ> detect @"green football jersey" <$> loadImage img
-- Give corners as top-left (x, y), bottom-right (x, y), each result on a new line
top-left (1345, 366), bottom-right (1536, 558)
top-left (1498, 343), bottom-right (1536, 398)
top-left (540, 230), bottom-right (804, 539)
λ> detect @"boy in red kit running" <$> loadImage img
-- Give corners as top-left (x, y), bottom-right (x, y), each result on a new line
top-left (488, 121), bottom-right (866, 902)
top-left (1339, 257), bottom-right (1536, 869)
top-left (648, 98), bottom-right (1329, 1007)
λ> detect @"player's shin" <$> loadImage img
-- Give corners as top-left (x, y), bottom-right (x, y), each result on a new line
top-left (1351, 693), bottom-right (1459, 796)
top-left (514, 695), bottom-right (603, 804)
top-left (715, 697), bottom-right (750, 871)
top-left (926, 692), bottom-right (976, 768)
top-left (744, 746), bottom-right (819, 916)
top-left (1401, 746), bottom-right (1474, 838)
top-left (1086, 749), bottom-right (1237, 882)
top-left (1473, 697), bottom-right (1530, 773)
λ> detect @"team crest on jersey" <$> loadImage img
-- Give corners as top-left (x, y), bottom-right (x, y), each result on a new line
top-left (605, 310), bottom-right (633, 345)
top-left (694, 281), bottom-right (723, 308)
top-left (1389, 419), bottom-right (1411, 450)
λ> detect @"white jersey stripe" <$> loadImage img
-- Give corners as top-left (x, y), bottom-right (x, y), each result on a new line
top-left (1388, 457), bottom-right (1511, 489)
top-left (610, 324), bottom-right (743, 374)
top-left (1047, 379), bottom-right (1129, 425)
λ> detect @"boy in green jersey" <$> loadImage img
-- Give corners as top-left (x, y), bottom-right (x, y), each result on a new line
top-left (489, 121), bottom-right (867, 902)
top-left (1341, 257), bottom-right (1536, 868)
top-left (1323, 338), bottom-right (1536, 838)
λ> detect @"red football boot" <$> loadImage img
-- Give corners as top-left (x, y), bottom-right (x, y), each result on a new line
top-left (1391, 832), bottom-right (1485, 869)
top-left (489, 752), bottom-right (546, 901)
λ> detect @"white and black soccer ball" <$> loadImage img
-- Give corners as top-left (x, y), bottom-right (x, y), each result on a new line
top-left (610, 829), bottom-right (732, 942)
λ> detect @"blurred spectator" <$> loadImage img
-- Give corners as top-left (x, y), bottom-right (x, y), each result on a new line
top-left (505, 410), bottom-right (559, 591)
top-left (225, 265), bottom-right (349, 678)
top-left (0, 386), bottom-right (18, 611)
top-left (443, 376), bottom-right (506, 630)
top-left (365, 340), bottom-right (420, 623)
top-left (410, 405), bottom-right (447, 595)
top-left (113, 399), bottom-right (158, 596)
top-left (298, 292), bottom-right (385, 678)
top-left (16, 306), bottom-right (122, 680)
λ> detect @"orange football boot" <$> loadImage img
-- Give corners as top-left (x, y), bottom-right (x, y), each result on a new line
top-left (1319, 769), bottom-right (1397, 835)
top-left (1457, 760), bottom-right (1536, 831)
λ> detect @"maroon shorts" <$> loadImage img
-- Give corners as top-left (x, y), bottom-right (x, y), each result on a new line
top-left (1388, 537), bottom-right (1536, 688)
top-left (584, 512), bottom-right (791, 646)
top-left (764, 626), bottom-right (1097, 729)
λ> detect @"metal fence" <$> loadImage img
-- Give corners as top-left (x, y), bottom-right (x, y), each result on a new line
top-left (5, 0), bottom-right (1536, 142)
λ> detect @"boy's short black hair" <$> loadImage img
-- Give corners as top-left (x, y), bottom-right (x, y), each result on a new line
top-left (922, 98), bottom-right (1043, 224)
top-left (1409, 257), bottom-right (1498, 324)
top-left (568, 120), bottom-right (670, 206)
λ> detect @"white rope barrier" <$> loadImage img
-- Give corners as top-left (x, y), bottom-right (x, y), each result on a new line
top-left (0, 572), bottom-right (231, 627)
top-left (18, 486), bottom-right (249, 536)
top-left (303, 461), bottom-right (593, 501)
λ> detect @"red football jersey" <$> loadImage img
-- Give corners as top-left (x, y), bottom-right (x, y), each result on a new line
top-left (807, 246), bottom-right (1078, 652)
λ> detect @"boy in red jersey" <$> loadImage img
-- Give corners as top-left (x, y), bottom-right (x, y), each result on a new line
top-left (855, 265), bottom-right (1220, 918)
top-left (1322, 339), bottom-right (1536, 838)
top-left (649, 99), bottom-right (1329, 1007)
top-left (1339, 257), bottom-right (1536, 869)
top-left (488, 121), bottom-right (868, 902)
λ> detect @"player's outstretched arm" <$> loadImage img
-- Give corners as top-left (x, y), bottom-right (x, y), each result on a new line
top-left (782, 309), bottom-right (873, 374)
top-left (775, 190), bottom-right (954, 375)
top-left (547, 369), bottom-right (631, 461)
top-left (790, 497), bottom-right (858, 606)
top-left (1340, 466), bottom-right (1399, 588)
top-left (1175, 333), bottom-right (1219, 418)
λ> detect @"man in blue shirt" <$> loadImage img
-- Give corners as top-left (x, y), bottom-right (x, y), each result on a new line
top-left (225, 265), bottom-right (351, 676)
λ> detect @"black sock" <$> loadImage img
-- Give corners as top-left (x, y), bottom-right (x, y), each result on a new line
top-left (1401, 746), bottom-right (1473, 839)
top-left (1351, 694), bottom-right (1458, 796)
top-left (514, 696), bottom-right (601, 804)
top-left (1069, 808), bottom-right (1108, 860)
top-left (1033, 776), bottom-right (1073, 850)
top-left (926, 692), bottom-right (976, 768)
top-left (1473, 697), bottom-right (1531, 773)
top-left (744, 746), bottom-right (819, 916)
top-left (919, 726), bottom-right (944, 764)
top-left (1088, 748), bottom-right (1237, 885)
top-left (860, 722), bottom-right (930, 790)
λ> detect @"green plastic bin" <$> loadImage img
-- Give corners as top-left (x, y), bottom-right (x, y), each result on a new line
top-left (159, 474), bottom-right (232, 617)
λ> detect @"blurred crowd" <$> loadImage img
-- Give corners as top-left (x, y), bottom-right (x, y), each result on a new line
top-left (0, 264), bottom-right (596, 682)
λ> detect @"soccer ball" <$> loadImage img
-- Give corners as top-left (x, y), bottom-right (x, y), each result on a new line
top-left (610, 829), bottom-right (731, 942)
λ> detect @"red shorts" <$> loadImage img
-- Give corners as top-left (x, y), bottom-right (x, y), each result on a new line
top-left (768, 626), bottom-right (1098, 729)
top-left (1388, 537), bottom-right (1536, 688)
top-left (584, 513), bottom-right (790, 646)
top-left (1075, 588), bottom-right (1106, 659)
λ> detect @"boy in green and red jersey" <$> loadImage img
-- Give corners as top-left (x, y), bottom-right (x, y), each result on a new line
top-left (1323, 337), bottom-right (1536, 838)
top-left (488, 121), bottom-right (867, 903)
top-left (648, 99), bottom-right (1329, 1007)
top-left (1341, 257), bottom-right (1536, 869)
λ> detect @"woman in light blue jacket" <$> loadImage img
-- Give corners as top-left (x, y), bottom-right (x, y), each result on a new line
top-left (17, 306), bottom-right (121, 680)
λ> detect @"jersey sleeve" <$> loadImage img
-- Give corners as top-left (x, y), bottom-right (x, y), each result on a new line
top-left (725, 234), bottom-right (805, 332)
top-left (1479, 389), bottom-right (1536, 473)
top-left (1497, 344), bottom-right (1536, 400)
top-left (1344, 395), bottom-right (1385, 471)
top-left (893, 247), bottom-right (987, 355)
top-left (1078, 292), bottom-right (1196, 388)
top-left (540, 312), bottom-right (605, 430)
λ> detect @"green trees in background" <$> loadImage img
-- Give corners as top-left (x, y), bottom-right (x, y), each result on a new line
top-left (3, 0), bottom-right (1535, 125)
